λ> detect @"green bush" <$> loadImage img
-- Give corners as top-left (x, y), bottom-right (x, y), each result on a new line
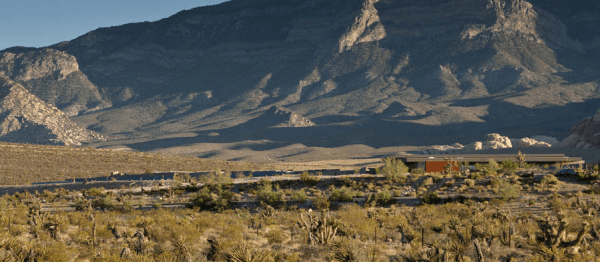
top-left (291, 190), bottom-right (308, 203)
top-left (312, 196), bottom-right (330, 210)
top-left (411, 167), bottom-right (425, 175)
top-left (375, 189), bottom-right (395, 206)
top-left (475, 159), bottom-right (501, 176)
top-left (190, 187), bottom-right (214, 210)
top-left (420, 192), bottom-right (441, 205)
top-left (540, 174), bottom-right (559, 191)
top-left (92, 195), bottom-right (114, 209)
top-left (588, 184), bottom-right (600, 195)
top-left (257, 184), bottom-right (285, 207)
top-left (468, 172), bottom-right (482, 180)
top-left (488, 177), bottom-right (501, 188)
top-left (266, 227), bottom-right (286, 244)
top-left (300, 172), bottom-right (320, 186)
top-left (501, 160), bottom-right (519, 174)
top-left (381, 158), bottom-right (408, 183)
top-left (85, 187), bottom-right (105, 197)
top-left (121, 201), bottom-right (134, 212)
top-left (464, 179), bottom-right (475, 187)
top-left (215, 190), bottom-right (238, 210)
top-left (498, 179), bottom-right (520, 201)
top-left (329, 187), bottom-right (354, 202)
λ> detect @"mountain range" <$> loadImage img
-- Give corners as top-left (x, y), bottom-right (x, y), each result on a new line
top-left (1, 0), bottom-right (599, 160)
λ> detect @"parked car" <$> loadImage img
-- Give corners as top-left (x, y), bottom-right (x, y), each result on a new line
top-left (556, 168), bottom-right (576, 176)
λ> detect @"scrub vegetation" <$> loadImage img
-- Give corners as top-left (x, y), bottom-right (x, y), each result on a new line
top-left (1, 154), bottom-right (600, 261)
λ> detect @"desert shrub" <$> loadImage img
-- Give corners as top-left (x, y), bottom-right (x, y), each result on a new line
top-left (300, 172), bottom-right (320, 186)
top-left (468, 172), bottom-right (482, 180)
top-left (92, 195), bottom-right (114, 209)
top-left (412, 167), bottom-right (425, 175)
top-left (420, 192), bottom-right (441, 205)
top-left (257, 184), bottom-right (285, 207)
top-left (329, 239), bottom-right (357, 261)
top-left (190, 187), bottom-right (215, 210)
top-left (329, 187), bottom-right (354, 202)
top-left (73, 198), bottom-right (91, 211)
top-left (498, 179), bottom-right (520, 201)
top-left (381, 157), bottom-right (408, 183)
top-left (540, 174), bottom-right (559, 190)
top-left (488, 177), bottom-right (501, 188)
top-left (421, 177), bottom-right (434, 187)
top-left (589, 184), bottom-right (600, 195)
top-left (475, 159), bottom-right (501, 176)
top-left (85, 187), bottom-right (105, 197)
top-left (215, 190), bottom-right (238, 210)
top-left (224, 244), bottom-right (273, 262)
top-left (121, 200), bottom-right (135, 212)
top-left (376, 189), bottom-right (395, 206)
top-left (201, 172), bottom-right (234, 188)
top-left (502, 160), bottom-right (519, 174)
top-left (464, 179), bottom-right (475, 187)
top-left (265, 227), bottom-right (286, 244)
top-left (291, 190), bottom-right (308, 203)
top-left (312, 196), bottom-right (330, 211)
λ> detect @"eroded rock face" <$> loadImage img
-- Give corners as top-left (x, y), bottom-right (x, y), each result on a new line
top-left (0, 49), bottom-right (109, 116)
top-left (274, 107), bottom-right (316, 128)
top-left (559, 110), bottom-right (600, 149)
top-left (338, 0), bottom-right (385, 53)
top-left (0, 77), bottom-right (104, 146)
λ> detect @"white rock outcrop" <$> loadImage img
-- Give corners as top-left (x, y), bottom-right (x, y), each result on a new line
top-left (422, 143), bottom-right (464, 154)
top-left (421, 133), bottom-right (558, 154)
top-left (513, 137), bottom-right (552, 148)
top-left (462, 141), bottom-right (483, 152)
top-left (483, 133), bottom-right (513, 149)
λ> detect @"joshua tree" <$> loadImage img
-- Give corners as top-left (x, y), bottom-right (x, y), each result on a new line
top-left (297, 211), bottom-right (338, 245)
top-left (515, 151), bottom-right (527, 168)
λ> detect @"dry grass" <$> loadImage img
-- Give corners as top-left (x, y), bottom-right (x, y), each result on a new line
top-left (0, 142), bottom-right (272, 185)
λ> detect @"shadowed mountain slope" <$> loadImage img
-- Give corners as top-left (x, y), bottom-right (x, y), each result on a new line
top-left (0, 0), bottom-right (599, 152)
top-left (0, 77), bottom-right (104, 146)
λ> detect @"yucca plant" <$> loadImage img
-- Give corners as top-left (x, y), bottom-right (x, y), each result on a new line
top-left (298, 211), bottom-right (338, 245)
top-left (329, 239), bottom-right (357, 262)
top-left (224, 244), bottom-right (272, 262)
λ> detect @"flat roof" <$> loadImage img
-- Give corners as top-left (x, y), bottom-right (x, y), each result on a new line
top-left (396, 154), bottom-right (583, 163)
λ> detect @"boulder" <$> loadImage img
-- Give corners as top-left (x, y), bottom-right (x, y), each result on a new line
top-left (531, 136), bottom-right (559, 146)
top-left (483, 133), bottom-right (512, 149)
top-left (462, 141), bottom-right (483, 152)
top-left (558, 109), bottom-right (600, 149)
top-left (513, 137), bottom-right (552, 148)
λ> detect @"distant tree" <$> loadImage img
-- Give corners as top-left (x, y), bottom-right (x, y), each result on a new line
top-left (381, 157), bottom-right (408, 183)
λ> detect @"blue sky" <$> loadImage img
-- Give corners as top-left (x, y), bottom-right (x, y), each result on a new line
top-left (0, 0), bottom-right (228, 50)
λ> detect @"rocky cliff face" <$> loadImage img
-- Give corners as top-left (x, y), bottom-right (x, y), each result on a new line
top-left (559, 110), bottom-right (600, 150)
top-left (0, 0), bottom-right (599, 149)
top-left (0, 49), bottom-right (110, 116)
top-left (0, 77), bottom-right (104, 146)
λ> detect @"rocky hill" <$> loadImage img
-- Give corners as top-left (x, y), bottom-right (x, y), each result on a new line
top-left (0, 0), bottom-right (599, 153)
top-left (0, 77), bottom-right (104, 146)
top-left (559, 110), bottom-right (600, 150)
